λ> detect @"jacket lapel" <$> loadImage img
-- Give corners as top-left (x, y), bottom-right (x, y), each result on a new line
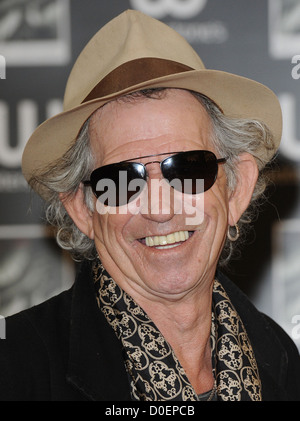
top-left (66, 261), bottom-right (131, 401)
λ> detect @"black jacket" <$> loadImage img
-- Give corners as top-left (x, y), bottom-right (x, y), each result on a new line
top-left (0, 260), bottom-right (299, 401)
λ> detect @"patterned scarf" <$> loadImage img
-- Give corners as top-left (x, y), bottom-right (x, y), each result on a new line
top-left (93, 260), bottom-right (262, 401)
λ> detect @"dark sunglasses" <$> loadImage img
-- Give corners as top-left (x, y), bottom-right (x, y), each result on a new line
top-left (83, 150), bottom-right (226, 207)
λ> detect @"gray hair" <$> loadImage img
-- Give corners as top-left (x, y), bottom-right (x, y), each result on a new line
top-left (30, 120), bottom-right (96, 260)
top-left (29, 88), bottom-right (275, 265)
top-left (190, 91), bottom-right (275, 265)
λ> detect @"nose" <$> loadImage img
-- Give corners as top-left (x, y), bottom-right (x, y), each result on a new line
top-left (139, 163), bottom-right (177, 223)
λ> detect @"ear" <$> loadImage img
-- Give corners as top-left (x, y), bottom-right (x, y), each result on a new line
top-left (228, 153), bottom-right (259, 226)
top-left (59, 185), bottom-right (95, 240)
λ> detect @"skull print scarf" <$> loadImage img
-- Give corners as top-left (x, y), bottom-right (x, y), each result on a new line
top-left (93, 260), bottom-right (262, 401)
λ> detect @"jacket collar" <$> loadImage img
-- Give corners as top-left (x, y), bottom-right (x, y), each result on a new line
top-left (66, 260), bottom-right (131, 401)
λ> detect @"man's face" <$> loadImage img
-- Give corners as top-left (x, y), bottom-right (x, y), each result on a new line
top-left (88, 89), bottom-right (229, 302)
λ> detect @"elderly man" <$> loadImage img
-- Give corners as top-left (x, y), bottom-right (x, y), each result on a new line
top-left (0, 10), bottom-right (299, 401)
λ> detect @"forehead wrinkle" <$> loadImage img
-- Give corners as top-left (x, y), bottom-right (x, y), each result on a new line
top-left (88, 89), bottom-right (215, 167)
top-left (88, 102), bottom-right (121, 166)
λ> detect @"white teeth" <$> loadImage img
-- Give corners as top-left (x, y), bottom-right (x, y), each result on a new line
top-left (145, 230), bottom-right (189, 248)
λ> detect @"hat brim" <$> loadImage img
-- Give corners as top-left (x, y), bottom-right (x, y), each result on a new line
top-left (22, 68), bottom-right (282, 200)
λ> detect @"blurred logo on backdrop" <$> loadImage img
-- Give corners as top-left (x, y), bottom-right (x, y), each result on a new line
top-left (268, 0), bottom-right (300, 162)
top-left (129, 0), bottom-right (207, 19)
top-left (269, 0), bottom-right (300, 60)
top-left (272, 220), bottom-right (300, 350)
top-left (0, 0), bottom-right (72, 317)
top-left (268, 0), bottom-right (300, 350)
top-left (0, 0), bottom-right (71, 66)
top-left (0, 225), bottom-right (74, 317)
top-left (129, 0), bottom-right (228, 44)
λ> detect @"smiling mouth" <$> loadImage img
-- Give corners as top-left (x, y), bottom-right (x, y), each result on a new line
top-left (138, 230), bottom-right (194, 250)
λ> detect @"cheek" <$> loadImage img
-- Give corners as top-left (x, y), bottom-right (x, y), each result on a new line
top-left (204, 183), bottom-right (230, 238)
top-left (210, 171), bottom-right (229, 214)
top-left (92, 210), bottom-right (132, 249)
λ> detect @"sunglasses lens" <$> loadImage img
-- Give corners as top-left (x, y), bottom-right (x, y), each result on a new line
top-left (88, 150), bottom-right (222, 206)
top-left (90, 162), bottom-right (146, 206)
top-left (162, 150), bottom-right (218, 194)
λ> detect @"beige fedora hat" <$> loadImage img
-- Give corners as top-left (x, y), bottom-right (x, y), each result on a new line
top-left (22, 9), bottom-right (282, 200)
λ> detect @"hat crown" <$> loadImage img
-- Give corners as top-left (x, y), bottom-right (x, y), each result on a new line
top-left (63, 10), bottom-right (205, 110)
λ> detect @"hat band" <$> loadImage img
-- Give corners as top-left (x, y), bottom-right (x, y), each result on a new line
top-left (81, 58), bottom-right (194, 103)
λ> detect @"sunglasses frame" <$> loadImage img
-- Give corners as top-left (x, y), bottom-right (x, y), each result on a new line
top-left (83, 150), bottom-right (227, 205)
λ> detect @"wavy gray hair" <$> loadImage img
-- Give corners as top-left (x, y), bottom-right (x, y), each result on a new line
top-left (29, 88), bottom-right (275, 265)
